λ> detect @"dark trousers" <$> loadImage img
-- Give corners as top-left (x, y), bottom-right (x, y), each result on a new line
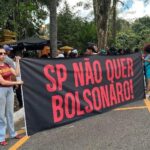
top-left (16, 85), bottom-right (23, 108)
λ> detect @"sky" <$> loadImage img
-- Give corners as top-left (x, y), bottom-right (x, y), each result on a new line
top-left (58, 0), bottom-right (92, 19)
top-left (118, 0), bottom-right (150, 21)
top-left (59, 0), bottom-right (150, 22)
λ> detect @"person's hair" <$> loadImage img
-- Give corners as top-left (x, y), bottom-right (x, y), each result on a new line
top-left (144, 44), bottom-right (150, 53)
top-left (118, 48), bottom-right (124, 54)
top-left (0, 45), bottom-right (3, 48)
top-left (134, 48), bottom-right (140, 53)
top-left (109, 47), bottom-right (117, 55)
top-left (125, 48), bottom-right (131, 54)
top-left (69, 52), bottom-right (77, 58)
top-left (87, 46), bottom-right (95, 53)
top-left (109, 47), bottom-right (116, 51)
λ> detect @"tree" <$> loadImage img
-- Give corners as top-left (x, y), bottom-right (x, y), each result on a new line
top-left (108, 18), bottom-right (131, 46)
top-left (37, 0), bottom-right (62, 57)
top-left (132, 16), bottom-right (150, 48)
top-left (57, 1), bottom-right (96, 50)
top-left (93, 0), bottom-right (111, 50)
top-left (57, 2), bottom-right (75, 46)
top-left (76, 0), bottom-right (112, 49)
top-left (111, 0), bottom-right (117, 45)
top-left (0, 0), bottom-right (47, 39)
top-left (114, 16), bottom-right (150, 50)
top-left (110, 0), bottom-right (130, 46)
top-left (110, 0), bottom-right (150, 46)
top-left (49, 0), bottom-right (57, 57)
top-left (116, 31), bottom-right (139, 50)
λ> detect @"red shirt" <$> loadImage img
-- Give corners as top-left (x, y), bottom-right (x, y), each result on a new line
top-left (0, 63), bottom-right (13, 86)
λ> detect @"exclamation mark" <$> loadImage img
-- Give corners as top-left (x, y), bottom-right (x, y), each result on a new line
top-left (130, 80), bottom-right (134, 99)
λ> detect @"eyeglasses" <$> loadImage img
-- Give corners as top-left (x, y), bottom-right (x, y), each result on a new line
top-left (0, 52), bottom-right (6, 56)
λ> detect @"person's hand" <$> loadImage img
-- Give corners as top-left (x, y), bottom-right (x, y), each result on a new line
top-left (15, 85), bottom-right (19, 89)
top-left (15, 56), bottom-right (21, 62)
top-left (16, 80), bottom-right (24, 85)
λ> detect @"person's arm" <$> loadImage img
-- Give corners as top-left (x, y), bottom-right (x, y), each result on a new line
top-left (0, 74), bottom-right (23, 86)
top-left (144, 59), bottom-right (150, 62)
top-left (10, 56), bottom-right (21, 76)
top-left (4, 56), bottom-right (15, 69)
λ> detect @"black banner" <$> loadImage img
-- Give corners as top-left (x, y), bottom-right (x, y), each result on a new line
top-left (21, 53), bottom-right (145, 135)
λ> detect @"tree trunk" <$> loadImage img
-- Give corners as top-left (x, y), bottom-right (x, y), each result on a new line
top-left (93, 0), bottom-right (97, 22)
top-left (112, 0), bottom-right (117, 45)
top-left (93, 0), bottom-right (111, 50)
top-left (49, 0), bottom-right (57, 58)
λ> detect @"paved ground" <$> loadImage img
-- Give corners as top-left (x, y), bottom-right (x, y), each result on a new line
top-left (2, 99), bottom-right (150, 150)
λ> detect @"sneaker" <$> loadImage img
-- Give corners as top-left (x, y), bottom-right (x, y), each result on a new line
top-left (14, 135), bottom-right (23, 139)
top-left (0, 141), bottom-right (8, 146)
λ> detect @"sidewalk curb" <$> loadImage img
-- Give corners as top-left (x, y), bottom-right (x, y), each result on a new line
top-left (14, 108), bottom-right (24, 123)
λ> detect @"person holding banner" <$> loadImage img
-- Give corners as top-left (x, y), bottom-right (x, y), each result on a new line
top-left (143, 44), bottom-right (150, 92)
top-left (0, 47), bottom-right (23, 146)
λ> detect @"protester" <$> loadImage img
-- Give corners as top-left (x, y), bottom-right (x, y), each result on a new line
top-left (4, 45), bottom-right (23, 108)
top-left (40, 45), bottom-right (51, 58)
top-left (84, 46), bottom-right (97, 56)
top-left (134, 48), bottom-right (140, 53)
top-left (56, 50), bottom-right (64, 58)
top-left (99, 49), bottom-right (107, 55)
top-left (0, 47), bottom-right (23, 146)
top-left (118, 48), bottom-right (124, 55)
top-left (143, 44), bottom-right (150, 92)
top-left (93, 45), bottom-right (98, 53)
top-left (69, 49), bottom-right (78, 58)
top-left (125, 48), bottom-right (132, 54)
top-left (3, 45), bottom-right (15, 69)
top-left (108, 47), bottom-right (117, 55)
top-left (63, 51), bottom-right (68, 58)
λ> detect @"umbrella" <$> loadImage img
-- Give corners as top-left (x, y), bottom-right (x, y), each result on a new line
top-left (17, 35), bottom-right (48, 45)
top-left (16, 35), bottom-right (62, 50)
top-left (16, 35), bottom-right (49, 50)
top-left (59, 46), bottom-right (73, 52)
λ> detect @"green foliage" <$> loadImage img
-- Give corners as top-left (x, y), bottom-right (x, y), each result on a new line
top-left (57, 2), bottom-right (96, 50)
top-left (116, 19), bottom-right (131, 32)
top-left (131, 16), bottom-right (150, 48)
top-left (132, 16), bottom-right (150, 33)
top-left (115, 31), bottom-right (140, 50)
top-left (109, 16), bottom-right (150, 50)
top-left (0, 0), bottom-right (48, 39)
top-left (108, 18), bottom-right (131, 46)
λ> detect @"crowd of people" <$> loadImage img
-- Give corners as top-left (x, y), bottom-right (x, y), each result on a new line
top-left (0, 43), bottom-right (150, 146)
top-left (51, 46), bottom-right (140, 58)
top-left (22, 44), bottom-right (140, 59)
